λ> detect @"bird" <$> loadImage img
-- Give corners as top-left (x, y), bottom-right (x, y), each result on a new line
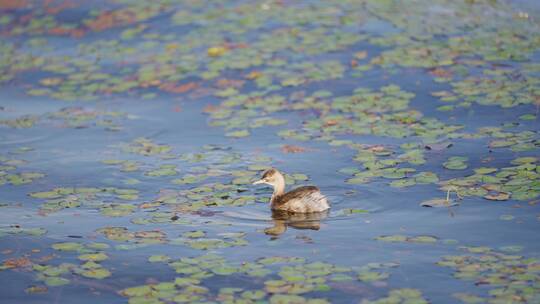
top-left (252, 168), bottom-right (330, 213)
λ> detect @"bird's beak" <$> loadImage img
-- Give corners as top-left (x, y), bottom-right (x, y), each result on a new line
top-left (252, 180), bottom-right (265, 185)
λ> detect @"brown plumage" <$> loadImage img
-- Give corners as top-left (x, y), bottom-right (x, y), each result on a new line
top-left (272, 186), bottom-right (321, 207)
top-left (252, 168), bottom-right (330, 213)
top-left (261, 168), bottom-right (278, 179)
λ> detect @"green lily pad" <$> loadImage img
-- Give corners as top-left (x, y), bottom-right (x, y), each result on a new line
top-left (499, 214), bottom-right (515, 221)
top-left (86, 243), bottom-right (110, 250)
top-left (78, 252), bottom-right (108, 262)
top-left (52, 242), bottom-right (84, 252)
top-left (182, 230), bottom-right (206, 238)
top-left (148, 255), bottom-right (170, 263)
top-left (80, 268), bottom-right (111, 279)
top-left (358, 271), bottom-right (389, 282)
top-left (44, 277), bottom-right (70, 287)
top-left (226, 130), bottom-right (250, 138)
top-left (409, 235), bottom-right (438, 243)
top-left (443, 156), bottom-right (468, 170)
top-left (420, 198), bottom-right (459, 207)
top-left (375, 235), bottom-right (408, 242)
top-left (453, 293), bottom-right (485, 304)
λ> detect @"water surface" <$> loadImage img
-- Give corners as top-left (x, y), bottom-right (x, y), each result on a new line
top-left (1, 1), bottom-right (540, 303)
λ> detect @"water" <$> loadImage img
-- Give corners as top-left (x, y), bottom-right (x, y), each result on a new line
top-left (1, 1), bottom-right (540, 303)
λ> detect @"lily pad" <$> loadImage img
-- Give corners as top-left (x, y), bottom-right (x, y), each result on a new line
top-left (52, 242), bottom-right (84, 252)
top-left (78, 252), bottom-right (108, 262)
top-left (420, 198), bottom-right (459, 207)
top-left (79, 268), bottom-right (111, 279)
top-left (443, 156), bottom-right (468, 170)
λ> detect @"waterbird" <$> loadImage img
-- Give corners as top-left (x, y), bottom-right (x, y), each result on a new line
top-left (252, 168), bottom-right (330, 213)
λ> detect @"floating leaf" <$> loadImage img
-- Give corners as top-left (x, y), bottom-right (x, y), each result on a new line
top-left (44, 277), bottom-right (70, 287)
top-left (420, 198), bottom-right (458, 207)
top-left (499, 214), bottom-right (515, 221)
top-left (52, 242), bottom-right (84, 252)
top-left (25, 285), bottom-right (48, 294)
top-left (375, 235), bottom-right (408, 242)
top-left (78, 252), bottom-right (108, 262)
top-left (79, 268), bottom-right (111, 279)
top-left (358, 271), bottom-right (389, 282)
top-left (225, 130), bottom-right (250, 138)
top-left (148, 255), bottom-right (170, 263)
top-left (443, 156), bottom-right (468, 170)
top-left (484, 192), bottom-right (511, 201)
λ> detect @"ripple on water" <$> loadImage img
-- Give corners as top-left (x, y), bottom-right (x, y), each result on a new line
top-left (220, 185), bottom-right (384, 230)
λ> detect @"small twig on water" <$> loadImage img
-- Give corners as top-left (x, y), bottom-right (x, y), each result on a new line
top-left (445, 186), bottom-right (462, 217)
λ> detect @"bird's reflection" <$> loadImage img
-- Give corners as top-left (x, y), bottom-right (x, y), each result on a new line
top-left (264, 209), bottom-right (329, 236)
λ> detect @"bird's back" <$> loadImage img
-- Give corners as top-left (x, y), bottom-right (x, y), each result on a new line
top-left (272, 186), bottom-right (330, 213)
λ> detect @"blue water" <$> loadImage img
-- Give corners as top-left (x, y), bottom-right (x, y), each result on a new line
top-left (1, 1), bottom-right (539, 303)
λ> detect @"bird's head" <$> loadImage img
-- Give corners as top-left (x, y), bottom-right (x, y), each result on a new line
top-left (252, 168), bottom-right (284, 188)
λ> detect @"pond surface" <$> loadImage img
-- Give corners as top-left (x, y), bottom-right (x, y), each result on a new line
top-left (1, 1), bottom-right (540, 303)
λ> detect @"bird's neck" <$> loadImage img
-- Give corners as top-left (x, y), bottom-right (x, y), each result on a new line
top-left (271, 177), bottom-right (285, 202)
